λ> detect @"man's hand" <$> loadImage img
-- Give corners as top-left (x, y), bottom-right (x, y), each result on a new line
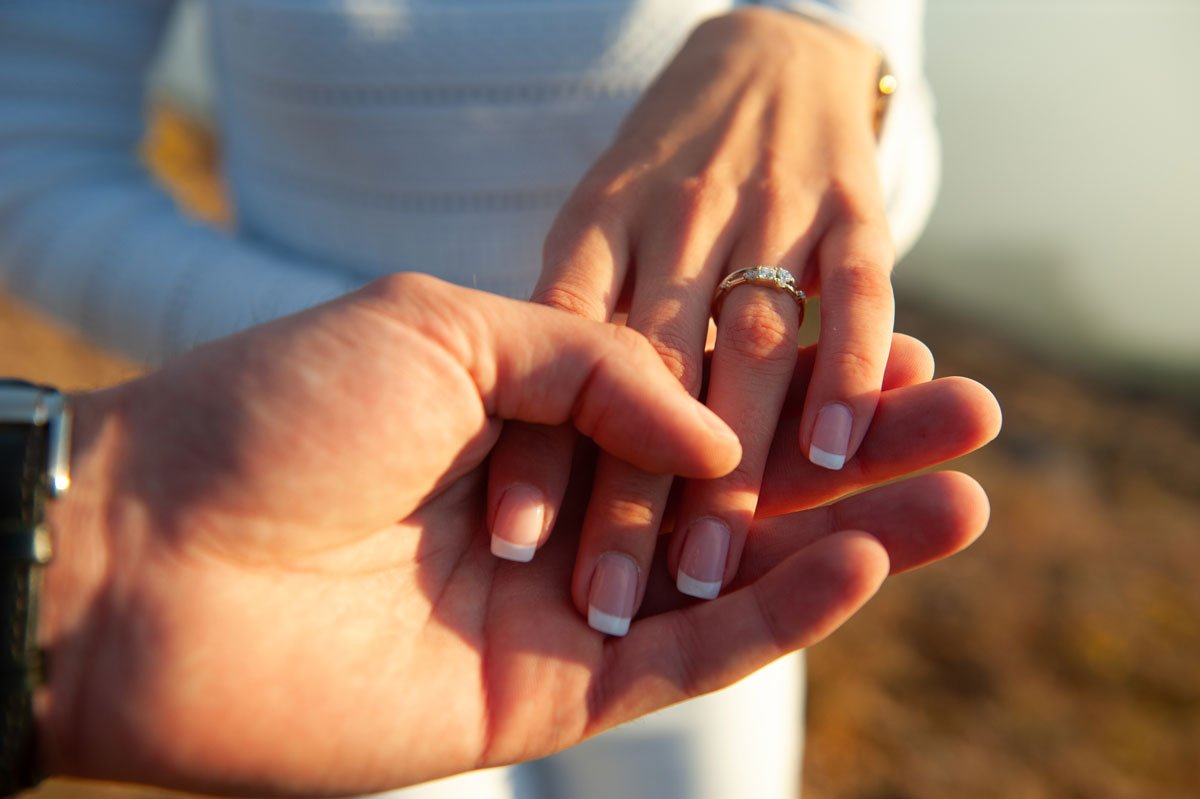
top-left (37, 274), bottom-right (999, 795)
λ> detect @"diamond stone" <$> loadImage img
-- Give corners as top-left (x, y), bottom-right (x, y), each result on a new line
top-left (747, 266), bottom-right (793, 288)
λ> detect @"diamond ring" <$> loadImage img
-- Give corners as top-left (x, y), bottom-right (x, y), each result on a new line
top-left (710, 265), bottom-right (807, 324)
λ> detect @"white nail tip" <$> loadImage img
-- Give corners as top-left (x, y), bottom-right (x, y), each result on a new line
top-left (588, 607), bottom-right (631, 637)
top-left (677, 572), bottom-right (722, 600)
top-left (490, 536), bottom-right (536, 563)
top-left (809, 445), bottom-right (846, 471)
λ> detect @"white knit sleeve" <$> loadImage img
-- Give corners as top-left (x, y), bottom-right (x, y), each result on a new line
top-left (0, 0), bottom-right (365, 366)
top-left (753, 0), bottom-right (941, 258)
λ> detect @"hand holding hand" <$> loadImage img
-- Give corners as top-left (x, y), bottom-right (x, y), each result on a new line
top-left (38, 275), bottom-right (999, 795)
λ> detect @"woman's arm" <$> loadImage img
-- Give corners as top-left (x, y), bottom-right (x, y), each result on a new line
top-left (0, 0), bottom-right (364, 366)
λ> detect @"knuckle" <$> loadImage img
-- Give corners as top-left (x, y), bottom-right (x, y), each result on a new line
top-left (585, 466), bottom-right (666, 530)
top-left (669, 173), bottom-right (737, 227)
top-left (825, 175), bottom-right (875, 218)
top-left (531, 281), bottom-right (608, 321)
top-left (643, 326), bottom-right (703, 393)
top-left (602, 494), bottom-right (660, 530)
top-left (363, 271), bottom-right (430, 304)
top-left (823, 345), bottom-right (879, 385)
top-left (616, 325), bottom-right (703, 394)
top-left (826, 260), bottom-right (894, 314)
top-left (721, 300), bottom-right (796, 363)
top-left (749, 163), bottom-right (800, 211)
top-left (751, 177), bottom-right (789, 213)
top-left (562, 175), bottom-right (626, 221)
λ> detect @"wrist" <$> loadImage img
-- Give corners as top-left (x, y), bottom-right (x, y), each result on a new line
top-left (716, 6), bottom-right (889, 132)
top-left (720, 5), bottom-right (879, 62)
top-left (767, 4), bottom-right (897, 135)
top-left (35, 387), bottom-right (125, 778)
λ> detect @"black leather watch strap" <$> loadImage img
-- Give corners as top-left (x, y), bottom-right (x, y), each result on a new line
top-left (0, 381), bottom-right (68, 796)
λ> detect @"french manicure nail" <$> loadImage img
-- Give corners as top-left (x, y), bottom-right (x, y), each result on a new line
top-left (677, 518), bottom-right (730, 600)
top-left (588, 553), bottom-right (639, 636)
top-left (809, 403), bottom-right (854, 471)
top-left (490, 484), bottom-right (546, 562)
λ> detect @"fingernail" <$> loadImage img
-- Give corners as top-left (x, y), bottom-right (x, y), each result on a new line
top-left (588, 553), bottom-right (639, 637)
top-left (809, 403), bottom-right (853, 471)
top-left (490, 484), bottom-right (546, 562)
top-left (676, 518), bottom-right (730, 600)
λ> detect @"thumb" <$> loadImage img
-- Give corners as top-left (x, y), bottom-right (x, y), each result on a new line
top-left (396, 276), bottom-right (741, 478)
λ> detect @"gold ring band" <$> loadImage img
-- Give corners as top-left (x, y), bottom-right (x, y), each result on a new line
top-left (711, 266), bottom-right (807, 324)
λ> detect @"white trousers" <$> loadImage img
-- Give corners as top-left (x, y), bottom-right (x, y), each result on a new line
top-left (384, 653), bottom-right (805, 799)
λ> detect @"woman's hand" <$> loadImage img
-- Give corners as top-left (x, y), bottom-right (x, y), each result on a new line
top-left (39, 272), bottom-right (999, 793)
top-left (487, 8), bottom-right (897, 631)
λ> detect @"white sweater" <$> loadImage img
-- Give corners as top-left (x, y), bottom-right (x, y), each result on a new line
top-left (0, 0), bottom-right (937, 365)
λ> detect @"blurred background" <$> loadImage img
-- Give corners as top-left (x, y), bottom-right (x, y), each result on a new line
top-left (3, 1), bottom-right (1197, 797)
top-left (816, 3), bottom-right (1200, 797)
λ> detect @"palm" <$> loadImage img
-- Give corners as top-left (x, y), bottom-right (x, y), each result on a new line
top-left (81, 461), bottom-right (653, 795)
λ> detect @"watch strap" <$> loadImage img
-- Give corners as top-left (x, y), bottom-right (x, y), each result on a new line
top-left (0, 382), bottom-right (67, 796)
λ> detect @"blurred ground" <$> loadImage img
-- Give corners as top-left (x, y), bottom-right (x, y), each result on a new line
top-left (805, 306), bottom-right (1200, 799)
top-left (4, 107), bottom-right (1198, 799)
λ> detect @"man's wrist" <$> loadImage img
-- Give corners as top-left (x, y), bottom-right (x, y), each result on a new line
top-left (35, 389), bottom-right (121, 778)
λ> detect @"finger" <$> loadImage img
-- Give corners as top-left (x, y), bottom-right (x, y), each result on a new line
top-left (666, 324), bottom-right (931, 596)
top-left (484, 182), bottom-right (629, 563)
top-left (531, 185), bottom-right (629, 321)
top-left (590, 531), bottom-right (888, 731)
top-left (745, 471), bottom-right (989, 584)
top-left (485, 423), bottom-right (577, 562)
top-left (638, 173), bottom-right (810, 601)
top-left (655, 331), bottom-right (934, 537)
top-left (566, 179), bottom-right (740, 632)
top-left (367, 275), bottom-right (742, 478)
top-left (569, 456), bottom-right (674, 637)
top-left (801, 219), bottom-right (896, 471)
top-left (783, 332), bottom-right (934, 410)
top-left (878, 333), bottom-right (934, 389)
top-left (619, 172), bottom-right (744, 394)
top-left (667, 277), bottom-right (801, 599)
top-left (482, 297), bottom-right (741, 478)
top-left (640, 470), bottom-right (988, 617)
top-left (496, 172), bottom-right (735, 569)
top-left (762, 376), bottom-right (1003, 516)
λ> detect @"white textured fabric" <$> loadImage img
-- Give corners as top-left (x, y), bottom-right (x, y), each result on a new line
top-left (0, 1), bottom-right (362, 364)
top-left (210, 0), bottom-right (730, 295)
top-left (0, 2), bottom-right (933, 797)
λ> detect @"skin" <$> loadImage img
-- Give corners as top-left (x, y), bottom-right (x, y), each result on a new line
top-left (485, 8), bottom-right (901, 625)
top-left (36, 274), bottom-right (1000, 796)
